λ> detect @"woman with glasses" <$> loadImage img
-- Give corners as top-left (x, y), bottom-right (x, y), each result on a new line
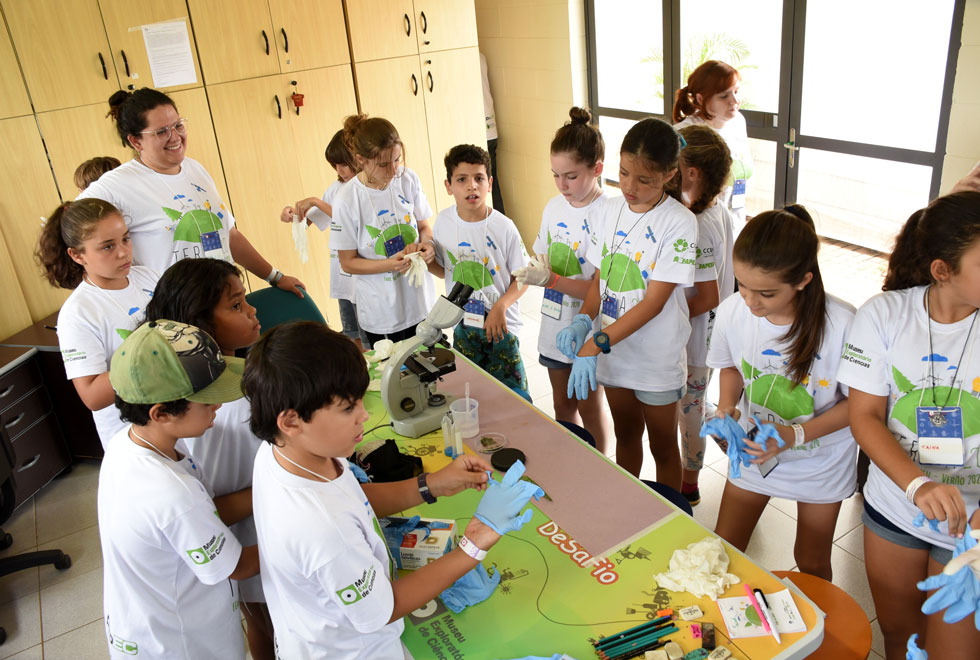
top-left (78, 88), bottom-right (304, 297)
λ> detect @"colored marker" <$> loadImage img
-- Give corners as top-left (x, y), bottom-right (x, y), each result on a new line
top-left (593, 615), bottom-right (672, 649)
top-left (595, 620), bottom-right (674, 652)
top-left (605, 638), bottom-right (668, 660)
top-left (744, 584), bottom-right (778, 644)
top-left (753, 588), bottom-right (782, 645)
top-left (598, 625), bottom-right (678, 659)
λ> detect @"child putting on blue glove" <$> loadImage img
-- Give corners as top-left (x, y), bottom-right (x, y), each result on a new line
top-left (244, 321), bottom-right (542, 659)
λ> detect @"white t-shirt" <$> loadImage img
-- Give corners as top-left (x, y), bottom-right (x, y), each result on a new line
top-left (585, 196), bottom-right (697, 391)
top-left (78, 158), bottom-right (236, 275)
top-left (331, 169), bottom-right (436, 334)
top-left (707, 294), bottom-right (858, 502)
top-left (99, 427), bottom-right (244, 660)
top-left (307, 179), bottom-right (355, 301)
top-left (251, 443), bottom-right (404, 659)
top-left (57, 266), bottom-right (158, 447)
top-left (686, 203), bottom-right (735, 367)
top-left (674, 113), bottom-right (754, 228)
top-left (432, 206), bottom-right (530, 334)
top-left (837, 287), bottom-right (980, 549)
top-left (532, 192), bottom-right (605, 364)
top-left (182, 397), bottom-right (263, 602)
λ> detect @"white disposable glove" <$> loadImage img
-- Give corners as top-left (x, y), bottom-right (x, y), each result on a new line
top-left (406, 251), bottom-right (427, 288)
top-left (512, 254), bottom-right (552, 290)
top-left (291, 214), bottom-right (309, 264)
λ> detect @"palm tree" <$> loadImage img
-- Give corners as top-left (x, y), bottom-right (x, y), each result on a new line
top-left (644, 32), bottom-right (757, 109)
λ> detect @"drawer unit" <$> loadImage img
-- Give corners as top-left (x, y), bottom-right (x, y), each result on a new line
top-left (0, 357), bottom-right (42, 413)
top-left (10, 413), bottom-right (71, 506)
top-left (2, 385), bottom-right (50, 440)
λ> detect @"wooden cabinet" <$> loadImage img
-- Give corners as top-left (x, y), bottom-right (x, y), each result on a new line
top-left (188, 0), bottom-right (348, 84)
top-left (98, 0), bottom-right (203, 93)
top-left (2, 0), bottom-right (119, 112)
top-left (0, 22), bottom-right (30, 119)
top-left (0, 232), bottom-right (31, 339)
top-left (415, 0), bottom-right (478, 54)
top-left (347, 0), bottom-right (477, 62)
top-left (0, 116), bottom-right (67, 322)
top-left (206, 65), bottom-right (357, 317)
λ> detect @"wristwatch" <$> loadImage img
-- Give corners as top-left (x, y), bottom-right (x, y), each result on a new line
top-left (458, 535), bottom-right (488, 561)
top-left (417, 472), bottom-right (437, 504)
top-left (593, 331), bottom-right (611, 354)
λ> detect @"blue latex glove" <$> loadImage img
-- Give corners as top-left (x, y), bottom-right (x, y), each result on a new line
top-left (381, 516), bottom-right (430, 569)
top-left (474, 460), bottom-right (544, 535)
top-left (913, 511), bottom-right (942, 533)
top-left (700, 415), bottom-right (751, 479)
top-left (917, 524), bottom-right (980, 627)
top-left (566, 355), bottom-right (598, 401)
top-left (749, 415), bottom-right (785, 451)
top-left (440, 563), bottom-right (501, 613)
top-left (556, 314), bottom-right (592, 360)
top-left (906, 634), bottom-right (928, 659)
top-left (348, 462), bottom-right (370, 483)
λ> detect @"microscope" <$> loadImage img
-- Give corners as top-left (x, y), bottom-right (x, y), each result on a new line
top-left (380, 282), bottom-right (474, 437)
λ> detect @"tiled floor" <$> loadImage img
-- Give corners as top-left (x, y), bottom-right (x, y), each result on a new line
top-left (0, 239), bottom-right (889, 659)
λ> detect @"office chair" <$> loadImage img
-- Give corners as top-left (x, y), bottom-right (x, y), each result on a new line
top-left (0, 416), bottom-right (71, 645)
top-left (245, 285), bottom-right (327, 334)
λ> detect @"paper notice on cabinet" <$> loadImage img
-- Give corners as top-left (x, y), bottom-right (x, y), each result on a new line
top-left (141, 21), bottom-right (197, 88)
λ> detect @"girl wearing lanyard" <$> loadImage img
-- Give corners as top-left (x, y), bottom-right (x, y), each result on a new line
top-left (707, 207), bottom-right (856, 581)
top-left (673, 60), bottom-right (754, 232)
top-left (331, 114), bottom-right (436, 346)
top-left (558, 118), bottom-right (696, 484)
top-left (839, 191), bottom-right (980, 659)
top-left (36, 199), bottom-right (158, 448)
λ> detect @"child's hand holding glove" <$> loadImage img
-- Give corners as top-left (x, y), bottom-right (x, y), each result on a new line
top-left (512, 254), bottom-right (553, 290)
top-left (474, 460), bottom-right (544, 535)
top-left (440, 563), bottom-right (500, 613)
top-left (917, 524), bottom-right (980, 628)
top-left (556, 314), bottom-right (592, 360)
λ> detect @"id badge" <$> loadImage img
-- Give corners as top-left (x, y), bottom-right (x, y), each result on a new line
top-left (600, 295), bottom-right (619, 330)
top-left (463, 299), bottom-right (486, 329)
top-left (916, 406), bottom-right (965, 466)
top-left (384, 234), bottom-right (406, 257)
top-left (747, 425), bottom-right (779, 478)
top-left (730, 179), bottom-right (747, 210)
top-left (541, 288), bottom-right (564, 320)
top-left (200, 231), bottom-right (226, 260)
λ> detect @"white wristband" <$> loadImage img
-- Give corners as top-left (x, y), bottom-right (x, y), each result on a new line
top-left (906, 475), bottom-right (933, 504)
top-left (791, 423), bottom-right (806, 448)
top-left (458, 535), bottom-right (487, 561)
top-left (265, 267), bottom-right (282, 284)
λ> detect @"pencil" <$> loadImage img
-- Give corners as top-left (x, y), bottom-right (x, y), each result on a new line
top-left (603, 638), bottom-right (668, 660)
top-left (593, 615), bottom-right (672, 649)
top-left (595, 620), bottom-right (674, 652)
top-left (597, 625), bottom-right (678, 658)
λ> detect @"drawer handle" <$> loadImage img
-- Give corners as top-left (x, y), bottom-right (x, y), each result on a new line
top-left (0, 385), bottom-right (13, 400)
top-left (98, 52), bottom-right (108, 79)
top-left (17, 454), bottom-right (40, 472)
top-left (262, 29), bottom-right (269, 55)
top-left (3, 413), bottom-right (25, 430)
top-left (427, 70), bottom-right (433, 92)
top-left (275, 94), bottom-right (281, 119)
top-left (404, 13), bottom-right (411, 37)
top-left (281, 27), bottom-right (288, 53)
top-left (411, 73), bottom-right (418, 96)
top-left (121, 49), bottom-right (130, 77)
top-left (420, 10), bottom-right (427, 34)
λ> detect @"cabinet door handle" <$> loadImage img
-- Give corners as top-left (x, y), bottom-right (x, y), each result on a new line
top-left (281, 27), bottom-right (288, 53)
top-left (404, 13), bottom-right (411, 36)
top-left (98, 52), bottom-right (108, 79)
top-left (0, 385), bottom-right (14, 400)
top-left (262, 29), bottom-right (270, 55)
top-left (420, 11), bottom-right (427, 33)
top-left (411, 73), bottom-right (418, 96)
top-left (3, 413), bottom-right (24, 430)
top-left (427, 71), bottom-right (433, 92)
top-left (17, 454), bottom-right (40, 472)
top-left (275, 94), bottom-right (282, 118)
top-left (121, 49), bottom-right (130, 77)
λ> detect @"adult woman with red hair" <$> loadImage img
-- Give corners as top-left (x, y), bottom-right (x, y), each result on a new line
top-left (673, 60), bottom-right (754, 231)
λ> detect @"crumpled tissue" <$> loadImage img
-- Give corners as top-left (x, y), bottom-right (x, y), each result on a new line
top-left (291, 214), bottom-right (309, 263)
top-left (653, 536), bottom-right (740, 600)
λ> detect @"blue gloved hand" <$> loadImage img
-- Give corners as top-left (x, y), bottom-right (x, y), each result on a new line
top-left (917, 524), bottom-right (980, 627)
top-left (700, 415), bottom-right (751, 479)
top-left (566, 355), bottom-right (598, 401)
top-left (348, 462), bottom-right (370, 483)
top-left (440, 563), bottom-right (501, 613)
top-left (474, 460), bottom-right (544, 535)
top-left (556, 314), bottom-right (592, 360)
top-left (906, 634), bottom-right (928, 659)
top-left (913, 511), bottom-right (942, 533)
top-left (750, 415), bottom-right (785, 450)
top-left (381, 516), bottom-right (430, 569)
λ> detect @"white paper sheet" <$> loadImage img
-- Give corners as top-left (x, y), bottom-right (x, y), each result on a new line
top-left (716, 588), bottom-right (806, 639)
top-left (141, 21), bottom-right (197, 88)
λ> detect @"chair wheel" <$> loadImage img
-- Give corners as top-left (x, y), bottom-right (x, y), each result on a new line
top-left (0, 533), bottom-right (11, 551)
top-left (54, 554), bottom-right (71, 570)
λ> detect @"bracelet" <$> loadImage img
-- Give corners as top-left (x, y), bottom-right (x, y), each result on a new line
top-left (458, 535), bottom-right (488, 561)
top-left (265, 267), bottom-right (284, 286)
top-left (791, 423), bottom-right (806, 448)
top-left (417, 472), bottom-right (437, 504)
top-left (546, 271), bottom-right (559, 288)
top-left (905, 475), bottom-right (933, 504)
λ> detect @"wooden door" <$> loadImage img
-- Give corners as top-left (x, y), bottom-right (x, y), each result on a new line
top-left (186, 0), bottom-right (278, 84)
top-left (168, 88), bottom-right (229, 203)
top-left (2, 0), bottom-right (119, 112)
top-left (346, 0), bottom-right (418, 63)
top-left (354, 56), bottom-right (438, 215)
top-left (268, 0), bottom-right (349, 73)
top-left (98, 0), bottom-right (203, 92)
top-left (415, 0), bottom-right (478, 54)
top-left (0, 229), bottom-right (32, 338)
top-left (0, 116), bottom-right (68, 321)
top-left (420, 48), bottom-right (486, 212)
top-left (0, 23), bottom-right (31, 119)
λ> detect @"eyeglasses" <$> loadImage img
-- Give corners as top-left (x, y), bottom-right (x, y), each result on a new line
top-left (139, 118), bottom-right (188, 142)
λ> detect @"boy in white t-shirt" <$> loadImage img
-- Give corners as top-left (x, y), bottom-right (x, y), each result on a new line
top-left (243, 322), bottom-right (542, 659)
top-left (430, 144), bottom-right (531, 395)
top-left (100, 320), bottom-right (259, 659)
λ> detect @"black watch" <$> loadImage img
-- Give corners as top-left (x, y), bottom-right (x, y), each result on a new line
top-left (593, 331), bottom-right (611, 354)
top-left (417, 472), bottom-right (437, 503)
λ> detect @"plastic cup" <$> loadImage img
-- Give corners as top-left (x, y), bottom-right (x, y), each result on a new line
top-left (449, 398), bottom-right (479, 438)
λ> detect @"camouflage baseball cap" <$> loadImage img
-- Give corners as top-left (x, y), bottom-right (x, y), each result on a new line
top-left (110, 320), bottom-right (244, 405)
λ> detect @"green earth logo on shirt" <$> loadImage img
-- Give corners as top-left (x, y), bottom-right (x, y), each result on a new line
top-left (599, 243), bottom-right (644, 293)
top-left (365, 223), bottom-right (418, 256)
top-left (741, 357), bottom-right (815, 420)
top-left (162, 207), bottom-right (223, 242)
top-left (447, 249), bottom-right (494, 290)
top-left (546, 229), bottom-right (583, 278)
top-left (890, 363), bottom-right (980, 437)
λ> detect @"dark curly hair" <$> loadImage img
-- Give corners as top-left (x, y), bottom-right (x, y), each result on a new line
top-left (36, 198), bottom-right (123, 289)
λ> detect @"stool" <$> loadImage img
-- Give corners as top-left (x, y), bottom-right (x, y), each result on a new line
top-left (773, 570), bottom-right (872, 660)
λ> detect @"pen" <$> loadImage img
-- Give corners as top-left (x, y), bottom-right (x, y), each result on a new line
top-left (753, 588), bottom-right (782, 645)
top-left (744, 584), bottom-right (778, 644)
